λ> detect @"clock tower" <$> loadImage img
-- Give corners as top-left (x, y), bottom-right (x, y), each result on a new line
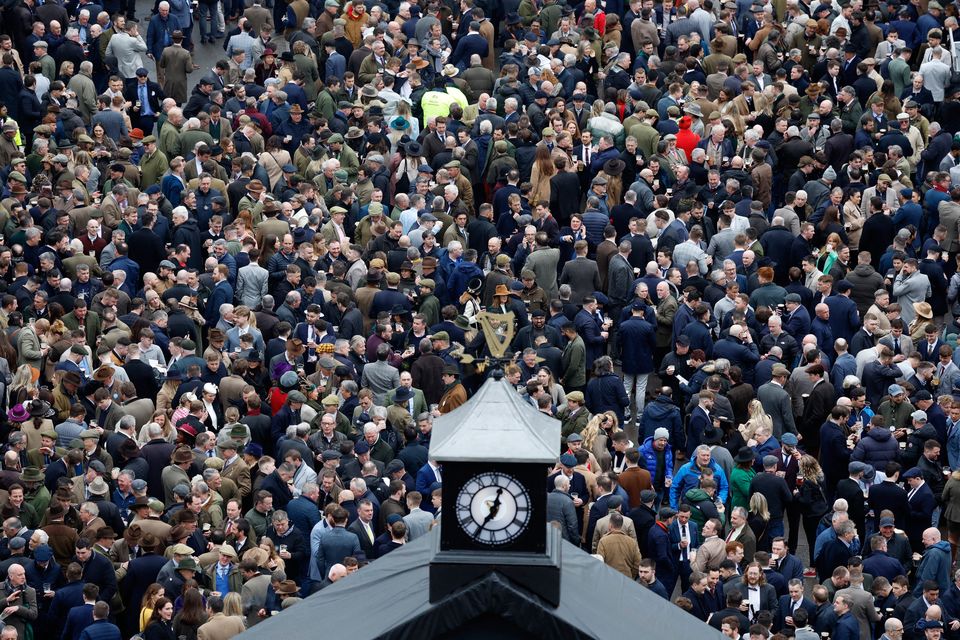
top-left (429, 372), bottom-right (562, 605)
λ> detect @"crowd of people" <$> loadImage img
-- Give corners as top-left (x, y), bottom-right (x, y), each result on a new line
top-left (1, 0), bottom-right (960, 637)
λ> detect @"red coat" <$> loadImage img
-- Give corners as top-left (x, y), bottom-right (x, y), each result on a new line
top-left (675, 116), bottom-right (701, 162)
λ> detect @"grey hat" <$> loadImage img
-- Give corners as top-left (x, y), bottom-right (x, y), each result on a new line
top-left (640, 489), bottom-right (657, 504)
top-left (88, 459), bottom-right (106, 474)
top-left (654, 427), bottom-right (670, 440)
top-left (159, 260), bottom-right (177, 269)
top-left (287, 391), bottom-right (307, 403)
top-left (784, 293), bottom-right (802, 303)
top-left (131, 479), bottom-right (147, 492)
top-left (848, 461), bottom-right (867, 475)
top-left (762, 455), bottom-right (778, 468)
top-left (911, 409), bottom-right (928, 422)
top-left (822, 166), bottom-right (838, 181)
top-left (566, 432), bottom-right (583, 442)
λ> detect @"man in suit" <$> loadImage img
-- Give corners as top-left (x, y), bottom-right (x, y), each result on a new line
top-left (726, 506), bottom-right (757, 567)
top-left (832, 593), bottom-right (863, 640)
top-left (737, 561), bottom-right (778, 619)
top-left (758, 366), bottom-right (797, 439)
top-left (559, 240), bottom-right (603, 305)
top-left (770, 537), bottom-right (804, 583)
top-left (627, 490), bottom-right (659, 558)
top-left (905, 467), bottom-right (937, 552)
top-left (122, 67), bottom-right (165, 133)
top-left (669, 504), bottom-right (701, 593)
top-left (775, 578), bottom-right (817, 634)
top-left (836, 570), bottom-right (882, 640)
top-left (546, 474), bottom-right (580, 544)
top-left (384, 374), bottom-right (427, 418)
top-left (816, 520), bottom-right (858, 581)
top-left (314, 506), bottom-right (363, 578)
top-left (836, 462), bottom-right (869, 540)
top-left (62, 582), bottom-right (97, 640)
top-left (197, 595), bottom-right (246, 640)
top-left (346, 499), bottom-right (377, 559)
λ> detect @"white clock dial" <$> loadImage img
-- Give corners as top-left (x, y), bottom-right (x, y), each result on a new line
top-left (455, 472), bottom-right (531, 545)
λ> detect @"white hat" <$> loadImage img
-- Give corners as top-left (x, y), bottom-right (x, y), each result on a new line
top-left (203, 383), bottom-right (218, 395)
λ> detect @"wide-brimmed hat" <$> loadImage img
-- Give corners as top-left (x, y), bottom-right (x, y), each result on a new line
top-left (735, 447), bottom-right (755, 464)
top-left (275, 580), bottom-right (299, 595)
top-left (683, 102), bottom-right (703, 117)
top-left (7, 404), bottom-right (29, 423)
top-left (172, 447), bottom-right (194, 464)
top-left (603, 158), bottom-right (625, 176)
top-left (493, 284), bottom-right (511, 297)
top-left (20, 467), bottom-right (43, 483)
top-left (176, 557), bottom-right (199, 572)
top-left (394, 386), bottom-right (413, 403)
top-left (93, 366), bottom-right (115, 381)
top-left (246, 179), bottom-right (265, 194)
top-left (442, 64), bottom-right (459, 77)
top-left (914, 301), bottom-right (933, 318)
top-left (27, 399), bottom-right (54, 418)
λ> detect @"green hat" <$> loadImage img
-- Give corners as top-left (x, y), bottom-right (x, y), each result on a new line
top-left (79, 429), bottom-right (99, 439)
top-left (142, 135), bottom-right (157, 144)
top-left (176, 557), bottom-right (199, 572)
top-left (419, 278), bottom-right (435, 289)
top-left (20, 467), bottom-right (43, 482)
top-left (430, 331), bottom-right (450, 342)
top-left (322, 394), bottom-right (339, 406)
top-left (542, 127), bottom-right (556, 137)
top-left (8, 171), bottom-right (27, 184)
top-left (368, 202), bottom-right (384, 215)
top-left (333, 169), bottom-right (348, 182)
top-left (328, 133), bottom-right (344, 144)
top-left (330, 206), bottom-right (348, 215)
top-left (444, 160), bottom-right (461, 169)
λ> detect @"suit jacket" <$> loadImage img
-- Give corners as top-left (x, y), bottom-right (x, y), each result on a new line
top-left (737, 581), bottom-right (778, 614)
top-left (384, 387), bottom-right (428, 418)
top-left (775, 595), bottom-right (817, 633)
top-left (546, 491), bottom-right (580, 543)
top-left (558, 257), bottom-right (602, 305)
top-left (835, 586), bottom-right (882, 640)
top-left (757, 382), bottom-right (797, 438)
top-left (197, 613), bottom-right (246, 640)
top-left (728, 524), bottom-right (758, 566)
top-left (314, 526), bottom-right (362, 578)
top-left (668, 518), bottom-right (701, 566)
top-left (346, 518), bottom-right (376, 559)
top-left (833, 611), bottom-right (862, 640)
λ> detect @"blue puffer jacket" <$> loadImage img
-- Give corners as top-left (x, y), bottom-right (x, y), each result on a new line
top-left (639, 436), bottom-right (674, 488)
top-left (639, 396), bottom-right (683, 442)
top-left (670, 459), bottom-right (729, 509)
top-left (851, 426), bottom-right (899, 470)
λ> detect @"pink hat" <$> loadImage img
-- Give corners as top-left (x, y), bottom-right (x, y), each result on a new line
top-left (7, 403), bottom-right (29, 423)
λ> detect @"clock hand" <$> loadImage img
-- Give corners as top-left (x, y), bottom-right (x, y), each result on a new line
top-left (475, 488), bottom-right (504, 534)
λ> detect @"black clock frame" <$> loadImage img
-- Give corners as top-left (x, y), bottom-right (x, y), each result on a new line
top-left (440, 462), bottom-right (548, 554)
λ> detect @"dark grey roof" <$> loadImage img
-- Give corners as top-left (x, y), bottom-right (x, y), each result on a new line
top-left (429, 377), bottom-right (560, 464)
top-left (235, 529), bottom-right (724, 640)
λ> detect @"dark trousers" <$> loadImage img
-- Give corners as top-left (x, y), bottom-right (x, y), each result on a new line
top-left (785, 501), bottom-right (801, 554)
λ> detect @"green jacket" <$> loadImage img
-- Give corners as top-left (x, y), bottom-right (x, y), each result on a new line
top-left (158, 120), bottom-right (181, 159)
top-left (561, 336), bottom-right (586, 389)
top-left (313, 89), bottom-right (337, 122)
top-left (558, 406), bottom-right (590, 442)
top-left (730, 467), bottom-right (755, 511)
top-left (418, 294), bottom-right (441, 328)
top-left (139, 149), bottom-right (168, 188)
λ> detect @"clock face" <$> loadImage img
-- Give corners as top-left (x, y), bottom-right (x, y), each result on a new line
top-left (455, 472), bottom-right (532, 546)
